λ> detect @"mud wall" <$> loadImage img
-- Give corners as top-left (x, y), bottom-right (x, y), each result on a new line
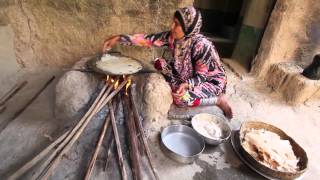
top-left (0, 0), bottom-right (192, 69)
top-left (251, 0), bottom-right (320, 78)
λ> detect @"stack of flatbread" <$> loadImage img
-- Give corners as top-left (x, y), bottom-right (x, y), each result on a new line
top-left (242, 129), bottom-right (299, 172)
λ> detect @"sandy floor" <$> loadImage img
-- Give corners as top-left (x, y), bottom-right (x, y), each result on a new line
top-left (0, 60), bottom-right (319, 180)
top-left (145, 67), bottom-right (320, 180)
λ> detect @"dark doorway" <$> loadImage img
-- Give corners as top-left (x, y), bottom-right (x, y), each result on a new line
top-left (195, 0), bottom-right (276, 72)
top-left (194, 0), bottom-right (245, 58)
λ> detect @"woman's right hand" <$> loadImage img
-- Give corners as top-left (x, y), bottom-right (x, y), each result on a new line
top-left (102, 35), bottom-right (120, 53)
top-left (172, 83), bottom-right (189, 97)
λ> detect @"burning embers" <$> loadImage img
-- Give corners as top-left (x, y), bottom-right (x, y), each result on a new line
top-left (107, 75), bottom-right (131, 93)
top-left (9, 75), bottom-right (159, 180)
top-left (125, 78), bottom-right (132, 96)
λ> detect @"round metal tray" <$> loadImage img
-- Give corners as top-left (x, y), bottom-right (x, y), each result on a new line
top-left (231, 130), bottom-right (304, 180)
top-left (231, 130), bottom-right (278, 180)
top-left (87, 53), bottom-right (142, 75)
top-left (239, 121), bottom-right (308, 180)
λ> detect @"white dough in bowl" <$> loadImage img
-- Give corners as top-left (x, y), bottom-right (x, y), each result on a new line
top-left (96, 54), bottom-right (142, 75)
top-left (192, 113), bottom-right (223, 139)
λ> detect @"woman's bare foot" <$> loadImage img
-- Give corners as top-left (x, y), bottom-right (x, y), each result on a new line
top-left (216, 95), bottom-right (233, 119)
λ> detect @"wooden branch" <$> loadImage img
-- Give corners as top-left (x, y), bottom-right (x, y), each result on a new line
top-left (31, 81), bottom-right (110, 180)
top-left (109, 102), bottom-right (128, 180)
top-left (84, 115), bottom-right (111, 180)
top-left (104, 94), bottom-right (121, 171)
top-left (123, 94), bottom-right (142, 180)
top-left (85, 99), bottom-right (120, 179)
top-left (7, 130), bottom-right (70, 180)
top-left (104, 138), bottom-right (114, 171)
top-left (0, 81), bottom-right (28, 106)
top-left (129, 84), bottom-right (160, 180)
top-left (0, 77), bottom-right (54, 133)
top-left (41, 78), bottom-right (129, 180)
top-left (0, 105), bottom-right (6, 114)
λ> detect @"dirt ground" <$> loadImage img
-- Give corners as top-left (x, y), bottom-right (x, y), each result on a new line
top-left (0, 60), bottom-right (319, 180)
top-left (144, 66), bottom-right (320, 180)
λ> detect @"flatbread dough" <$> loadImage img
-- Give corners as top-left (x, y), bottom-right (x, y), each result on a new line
top-left (192, 113), bottom-right (222, 139)
top-left (96, 54), bottom-right (142, 75)
top-left (242, 129), bottom-right (299, 172)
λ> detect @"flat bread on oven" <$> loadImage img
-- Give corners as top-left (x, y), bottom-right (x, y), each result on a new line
top-left (96, 54), bottom-right (142, 75)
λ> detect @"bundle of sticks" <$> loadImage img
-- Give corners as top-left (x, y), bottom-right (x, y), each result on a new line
top-left (9, 75), bottom-right (159, 180)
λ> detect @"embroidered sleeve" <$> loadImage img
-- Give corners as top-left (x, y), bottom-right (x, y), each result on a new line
top-left (119, 31), bottom-right (170, 47)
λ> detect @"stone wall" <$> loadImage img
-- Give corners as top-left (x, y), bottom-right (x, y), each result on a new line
top-left (251, 0), bottom-right (320, 78)
top-left (0, 0), bottom-right (192, 70)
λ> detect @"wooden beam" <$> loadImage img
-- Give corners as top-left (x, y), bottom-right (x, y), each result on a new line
top-left (123, 93), bottom-right (142, 180)
top-left (109, 102), bottom-right (128, 180)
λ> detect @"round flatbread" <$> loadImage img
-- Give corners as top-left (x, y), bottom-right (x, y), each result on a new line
top-left (95, 54), bottom-right (142, 75)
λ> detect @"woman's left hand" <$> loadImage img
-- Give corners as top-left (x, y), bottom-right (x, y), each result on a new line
top-left (172, 83), bottom-right (189, 97)
top-left (102, 35), bottom-right (120, 53)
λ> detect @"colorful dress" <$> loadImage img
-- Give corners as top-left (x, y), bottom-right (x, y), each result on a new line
top-left (119, 7), bottom-right (227, 107)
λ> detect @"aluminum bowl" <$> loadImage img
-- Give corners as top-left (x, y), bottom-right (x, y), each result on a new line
top-left (191, 113), bottom-right (231, 146)
top-left (160, 125), bottom-right (205, 164)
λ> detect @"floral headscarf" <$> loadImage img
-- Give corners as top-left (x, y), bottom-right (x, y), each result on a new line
top-left (174, 6), bottom-right (202, 37)
top-left (171, 7), bottom-right (204, 80)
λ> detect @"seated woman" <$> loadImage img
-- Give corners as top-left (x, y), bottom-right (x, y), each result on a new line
top-left (103, 6), bottom-right (233, 119)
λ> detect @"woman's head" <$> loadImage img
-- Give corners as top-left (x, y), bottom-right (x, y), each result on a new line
top-left (171, 6), bottom-right (202, 39)
top-left (170, 17), bottom-right (185, 40)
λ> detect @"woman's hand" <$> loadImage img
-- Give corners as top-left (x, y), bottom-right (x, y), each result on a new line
top-left (172, 83), bottom-right (189, 97)
top-left (102, 35), bottom-right (120, 53)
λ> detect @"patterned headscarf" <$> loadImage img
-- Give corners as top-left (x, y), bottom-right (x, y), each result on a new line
top-left (174, 6), bottom-right (202, 37)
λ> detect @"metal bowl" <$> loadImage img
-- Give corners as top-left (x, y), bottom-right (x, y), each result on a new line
top-left (160, 125), bottom-right (205, 164)
top-left (191, 113), bottom-right (231, 146)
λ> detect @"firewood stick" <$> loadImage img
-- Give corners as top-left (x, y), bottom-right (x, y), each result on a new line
top-left (123, 94), bottom-right (142, 180)
top-left (104, 138), bottom-right (114, 171)
top-left (84, 115), bottom-right (111, 180)
top-left (31, 81), bottom-right (110, 180)
top-left (85, 99), bottom-right (120, 179)
top-left (129, 85), bottom-right (160, 180)
top-left (37, 84), bottom-right (112, 179)
top-left (0, 77), bottom-right (54, 134)
top-left (7, 130), bottom-right (70, 180)
top-left (103, 93), bottom-right (121, 171)
top-left (109, 102), bottom-right (128, 180)
top-left (0, 81), bottom-right (28, 106)
top-left (40, 78), bottom-right (129, 180)
top-left (104, 94), bottom-right (121, 171)
top-left (0, 105), bottom-right (6, 114)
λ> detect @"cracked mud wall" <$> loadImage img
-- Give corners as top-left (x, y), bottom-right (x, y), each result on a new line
top-left (0, 0), bottom-right (192, 70)
top-left (251, 0), bottom-right (320, 79)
